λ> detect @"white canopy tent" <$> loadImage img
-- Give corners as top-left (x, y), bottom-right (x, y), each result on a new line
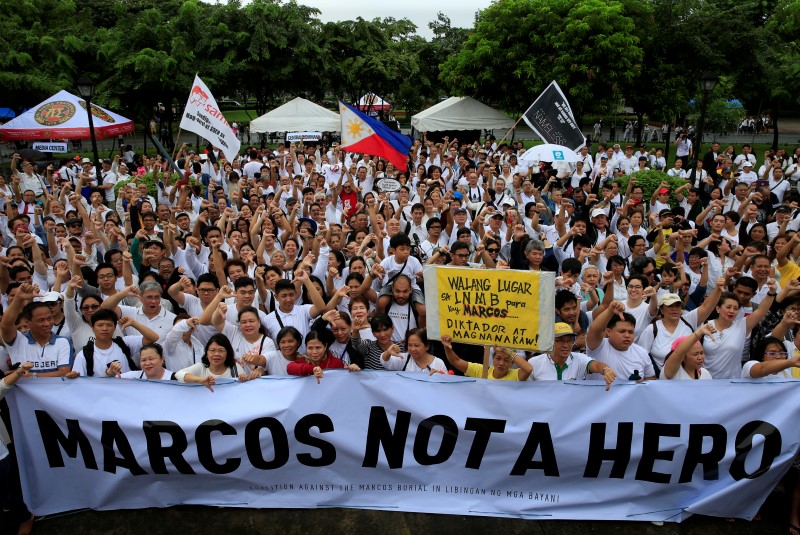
top-left (249, 97), bottom-right (340, 133)
top-left (411, 97), bottom-right (514, 132)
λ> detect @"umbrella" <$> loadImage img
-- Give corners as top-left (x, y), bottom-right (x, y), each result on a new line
top-left (519, 144), bottom-right (580, 163)
top-left (17, 148), bottom-right (47, 160)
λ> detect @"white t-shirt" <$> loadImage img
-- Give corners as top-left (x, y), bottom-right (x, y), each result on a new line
top-left (264, 304), bottom-right (316, 351)
top-left (666, 365), bottom-right (712, 381)
top-left (379, 255), bottom-right (423, 291)
top-left (701, 318), bottom-right (747, 379)
top-left (381, 353), bottom-right (447, 372)
top-left (262, 350), bottom-right (293, 376)
top-left (625, 300), bottom-right (654, 344)
top-left (741, 360), bottom-right (793, 380)
top-left (119, 368), bottom-right (174, 381)
top-left (587, 338), bottom-right (655, 380)
top-left (72, 336), bottom-right (143, 377)
top-left (635, 310), bottom-right (698, 368)
top-left (386, 300), bottom-right (418, 343)
top-left (529, 352), bottom-right (596, 381)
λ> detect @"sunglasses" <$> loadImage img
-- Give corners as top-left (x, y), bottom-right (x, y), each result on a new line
top-left (80, 304), bottom-right (100, 311)
top-left (486, 248), bottom-right (500, 253)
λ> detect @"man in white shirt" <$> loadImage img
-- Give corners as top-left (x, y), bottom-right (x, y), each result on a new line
top-left (97, 159), bottom-right (117, 206)
top-left (586, 301), bottom-right (656, 380)
top-left (1, 284), bottom-right (71, 376)
top-left (529, 323), bottom-right (617, 389)
top-left (264, 273), bottom-right (328, 351)
top-left (101, 281), bottom-right (177, 352)
top-left (734, 144), bottom-right (757, 170)
top-left (737, 161), bottom-right (758, 185)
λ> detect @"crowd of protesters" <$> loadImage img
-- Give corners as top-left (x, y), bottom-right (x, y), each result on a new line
top-left (1, 132), bottom-right (800, 532)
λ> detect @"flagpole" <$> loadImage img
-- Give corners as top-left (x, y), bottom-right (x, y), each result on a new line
top-left (171, 127), bottom-right (182, 161)
top-left (481, 345), bottom-right (490, 379)
top-left (495, 115), bottom-right (525, 148)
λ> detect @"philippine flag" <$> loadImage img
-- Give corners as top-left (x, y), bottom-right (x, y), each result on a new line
top-left (339, 101), bottom-right (412, 171)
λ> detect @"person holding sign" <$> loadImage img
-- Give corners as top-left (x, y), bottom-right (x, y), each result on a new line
top-left (529, 323), bottom-right (617, 390)
top-left (441, 335), bottom-right (532, 381)
top-left (380, 328), bottom-right (447, 373)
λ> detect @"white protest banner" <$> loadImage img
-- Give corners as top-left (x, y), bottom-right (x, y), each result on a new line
top-left (424, 265), bottom-right (555, 351)
top-left (8, 376), bottom-right (800, 522)
top-left (286, 131), bottom-right (322, 142)
top-left (179, 75), bottom-right (241, 162)
top-left (31, 142), bottom-right (68, 152)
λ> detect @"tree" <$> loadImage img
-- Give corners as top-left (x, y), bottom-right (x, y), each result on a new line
top-left (440, 0), bottom-right (645, 124)
top-left (0, 0), bottom-right (99, 110)
top-left (320, 17), bottom-right (420, 107)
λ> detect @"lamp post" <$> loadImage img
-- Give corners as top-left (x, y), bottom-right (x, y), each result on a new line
top-left (695, 72), bottom-right (718, 163)
top-left (76, 75), bottom-right (102, 186)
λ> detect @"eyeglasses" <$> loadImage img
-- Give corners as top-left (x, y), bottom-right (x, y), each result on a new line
top-left (765, 351), bottom-right (789, 358)
top-left (454, 253), bottom-right (470, 259)
top-left (80, 304), bottom-right (100, 311)
top-left (627, 285), bottom-right (643, 290)
top-left (97, 273), bottom-right (116, 280)
top-left (642, 270), bottom-right (654, 276)
top-left (68, 223), bottom-right (83, 228)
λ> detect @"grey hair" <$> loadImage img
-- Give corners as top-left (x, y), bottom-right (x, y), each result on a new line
top-left (524, 239), bottom-right (545, 255)
top-left (139, 280), bottom-right (163, 295)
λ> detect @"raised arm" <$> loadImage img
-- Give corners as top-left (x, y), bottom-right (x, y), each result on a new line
top-left (587, 300), bottom-right (625, 351)
top-left (118, 316), bottom-right (159, 345)
top-left (745, 278), bottom-right (777, 334)
top-left (663, 323), bottom-right (715, 380)
top-left (0, 283), bottom-right (37, 344)
top-left (440, 335), bottom-right (468, 374)
top-left (198, 285), bottom-right (233, 326)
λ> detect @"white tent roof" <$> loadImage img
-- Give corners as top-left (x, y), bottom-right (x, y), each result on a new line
top-left (250, 97), bottom-right (340, 133)
top-left (411, 97), bottom-right (514, 132)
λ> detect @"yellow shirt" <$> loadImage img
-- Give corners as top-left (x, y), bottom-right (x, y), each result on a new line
top-left (466, 362), bottom-right (520, 381)
top-left (655, 228), bottom-right (673, 268)
top-left (779, 260), bottom-right (800, 282)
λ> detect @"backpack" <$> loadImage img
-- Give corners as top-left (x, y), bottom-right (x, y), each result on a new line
top-left (84, 337), bottom-right (138, 377)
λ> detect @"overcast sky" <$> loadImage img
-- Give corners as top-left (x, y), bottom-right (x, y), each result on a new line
top-left (294, 0), bottom-right (490, 39)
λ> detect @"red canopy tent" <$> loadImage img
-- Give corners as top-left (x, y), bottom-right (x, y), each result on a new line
top-left (357, 93), bottom-right (391, 112)
top-left (0, 90), bottom-right (134, 140)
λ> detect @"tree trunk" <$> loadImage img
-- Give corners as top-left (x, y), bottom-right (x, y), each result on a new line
top-left (771, 107), bottom-right (779, 151)
top-left (635, 112), bottom-right (643, 146)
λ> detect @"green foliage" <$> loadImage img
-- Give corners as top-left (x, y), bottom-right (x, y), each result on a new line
top-left (114, 173), bottom-right (202, 201)
top-left (440, 0), bottom-right (645, 120)
top-left (687, 77), bottom-right (746, 138)
top-left (613, 170), bottom-right (686, 207)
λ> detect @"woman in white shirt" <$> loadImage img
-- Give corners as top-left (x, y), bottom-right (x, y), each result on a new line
top-left (661, 324), bottom-right (715, 380)
top-left (380, 328), bottom-right (447, 373)
top-left (119, 343), bottom-right (173, 381)
top-left (742, 336), bottom-right (800, 380)
top-left (175, 333), bottom-right (248, 390)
